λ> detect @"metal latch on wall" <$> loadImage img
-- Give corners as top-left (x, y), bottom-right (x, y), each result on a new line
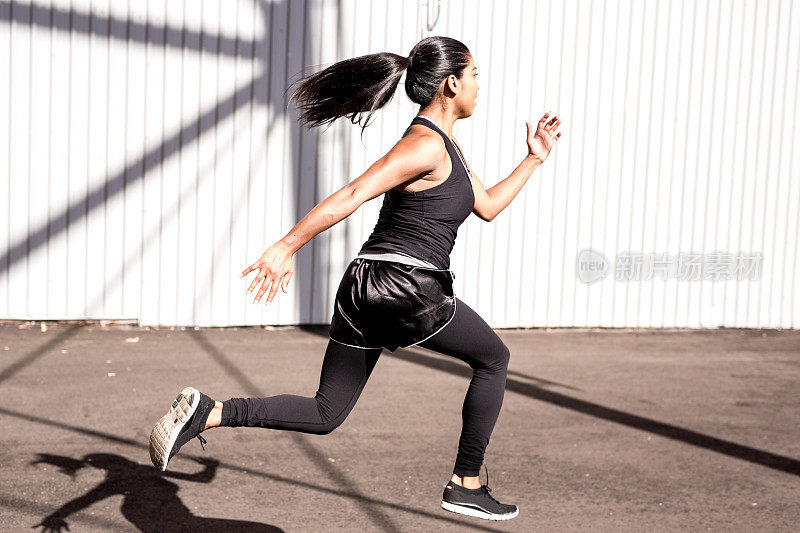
top-left (423, 0), bottom-right (441, 32)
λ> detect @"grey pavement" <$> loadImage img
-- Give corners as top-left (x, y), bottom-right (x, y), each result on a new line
top-left (0, 322), bottom-right (798, 532)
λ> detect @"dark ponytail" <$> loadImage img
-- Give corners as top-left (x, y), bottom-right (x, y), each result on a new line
top-left (288, 36), bottom-right (471, 137)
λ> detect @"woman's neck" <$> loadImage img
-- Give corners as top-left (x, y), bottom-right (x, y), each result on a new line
top-left (415, 111), bottom-right (457, 137)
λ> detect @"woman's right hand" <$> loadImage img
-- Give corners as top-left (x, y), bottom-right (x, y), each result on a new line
top-left (241, 241), bottom-right (295, 305)
top-left (526, 111), bottom-right (562, 164)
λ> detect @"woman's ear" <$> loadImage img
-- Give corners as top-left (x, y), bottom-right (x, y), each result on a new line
top-left (446, 74), bottom-right (459, 94)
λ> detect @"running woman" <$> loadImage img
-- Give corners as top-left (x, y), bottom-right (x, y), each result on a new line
top-left (149, 35), bottom-right (562, 521)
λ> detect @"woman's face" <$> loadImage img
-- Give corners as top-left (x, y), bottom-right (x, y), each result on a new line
top-left (456, 54), bottom-right (479, 117)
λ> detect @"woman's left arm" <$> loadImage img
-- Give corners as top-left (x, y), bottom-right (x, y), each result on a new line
top-left (456, 111), bottom-right (562, 222)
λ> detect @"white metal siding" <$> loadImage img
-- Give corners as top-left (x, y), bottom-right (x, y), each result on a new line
top-left (2, 0), bottom-right (799, 328)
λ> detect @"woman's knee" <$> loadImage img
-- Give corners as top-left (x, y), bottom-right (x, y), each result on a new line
top-left (315, 411), bottom-right (349, 435)
top-left (315, 421), bottom-right (339, 435)
top-left (313, 395), bottom-right (355, 435)
top-left (486, 342), bottom-right (510, 372)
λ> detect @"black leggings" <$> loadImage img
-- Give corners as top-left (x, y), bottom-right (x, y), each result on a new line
top-left (219, 297), bottom-right (510, 477)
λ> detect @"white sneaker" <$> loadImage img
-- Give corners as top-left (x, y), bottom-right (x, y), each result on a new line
top-left (149, 386), bottom-right (215, 471)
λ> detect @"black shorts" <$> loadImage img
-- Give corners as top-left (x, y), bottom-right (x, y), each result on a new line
top-left (329, 258), bottom-right (457, 352)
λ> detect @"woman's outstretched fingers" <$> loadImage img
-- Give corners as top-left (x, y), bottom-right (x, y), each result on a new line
top-left (538, 112), bottom-right (550, 129)
top-left (241, 263), bottom-right (257, 278)
top-left (267, 281), bottom-right (279, 303)
top-left (247, 270), bottom-right (259, 293)
top-left (282, 271), bottom-right (293, 292)
top-left (268, 274), bottom-right (282, 303)
top-left (255, 273), bottom-right (273, 303)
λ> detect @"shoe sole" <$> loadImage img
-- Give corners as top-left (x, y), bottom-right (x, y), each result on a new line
top-left (149, 387), bottom-right (200, 471)
top-left (440, 500), bottom-right (519, 521)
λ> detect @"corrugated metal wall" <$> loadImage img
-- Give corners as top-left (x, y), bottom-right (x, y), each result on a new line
top-left (2, 0), bottom-right (799, 328)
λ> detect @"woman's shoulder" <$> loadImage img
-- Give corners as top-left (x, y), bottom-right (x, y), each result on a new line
top-left (402, 123), bottom-right (447, 153)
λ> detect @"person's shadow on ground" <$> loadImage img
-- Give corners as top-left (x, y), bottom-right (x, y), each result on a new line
top-left (29, 453), bottom-right (283, 532)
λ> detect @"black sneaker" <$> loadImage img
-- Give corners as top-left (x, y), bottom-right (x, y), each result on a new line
top-left (441, 462), bottom-right (519, 521)
top-left (149, 386), bottom-right (216, 471)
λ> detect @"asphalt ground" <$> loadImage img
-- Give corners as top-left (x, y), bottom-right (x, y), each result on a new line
top-left (0, 322), bottom-right (798, 532)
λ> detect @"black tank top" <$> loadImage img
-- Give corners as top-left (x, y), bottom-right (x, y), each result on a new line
top-left (358, 116), bottom-right (475, 270)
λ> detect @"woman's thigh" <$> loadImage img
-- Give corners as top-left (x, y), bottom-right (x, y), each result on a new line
top-left (221, 340), bottom-right (383, 432)
top-left (417, 297), bottom-right (509, 370)
top-left (316, 340), bottom-right (383, 413)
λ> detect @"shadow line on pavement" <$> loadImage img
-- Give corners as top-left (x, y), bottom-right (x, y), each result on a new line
top-left (0, 325), bottom-right (82, 385)
top-left (389, 345), bottom-right (800, 477)
top-left (506, 369), bottom-right (582, 390)
top-left (0, 493), bottom-right (124, 530)
top-left (0, 407), bottom-right (501, 532)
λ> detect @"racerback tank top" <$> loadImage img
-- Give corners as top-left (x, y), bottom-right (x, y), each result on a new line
top-left (358, 115), bottom-right (475, 270)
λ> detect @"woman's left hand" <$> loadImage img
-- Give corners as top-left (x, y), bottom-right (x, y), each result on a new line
top-left (241, 241), bottom-right (295, 305)
top-left (526, 111), bottom-right (563, 164)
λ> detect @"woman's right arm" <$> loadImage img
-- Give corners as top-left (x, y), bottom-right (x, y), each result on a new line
top-left (242, 133), bottom-right (443, 305)
top-left (281, 133), bottom-right (443, 253)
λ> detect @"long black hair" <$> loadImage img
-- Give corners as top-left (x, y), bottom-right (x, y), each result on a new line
top-left (287, 36), bottom-right (472, 137)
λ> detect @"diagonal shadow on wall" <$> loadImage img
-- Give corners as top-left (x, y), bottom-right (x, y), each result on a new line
top-left (0, 0), bottom-right (352, 329)
top-left (0, 2), bottom-right (409, 531)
